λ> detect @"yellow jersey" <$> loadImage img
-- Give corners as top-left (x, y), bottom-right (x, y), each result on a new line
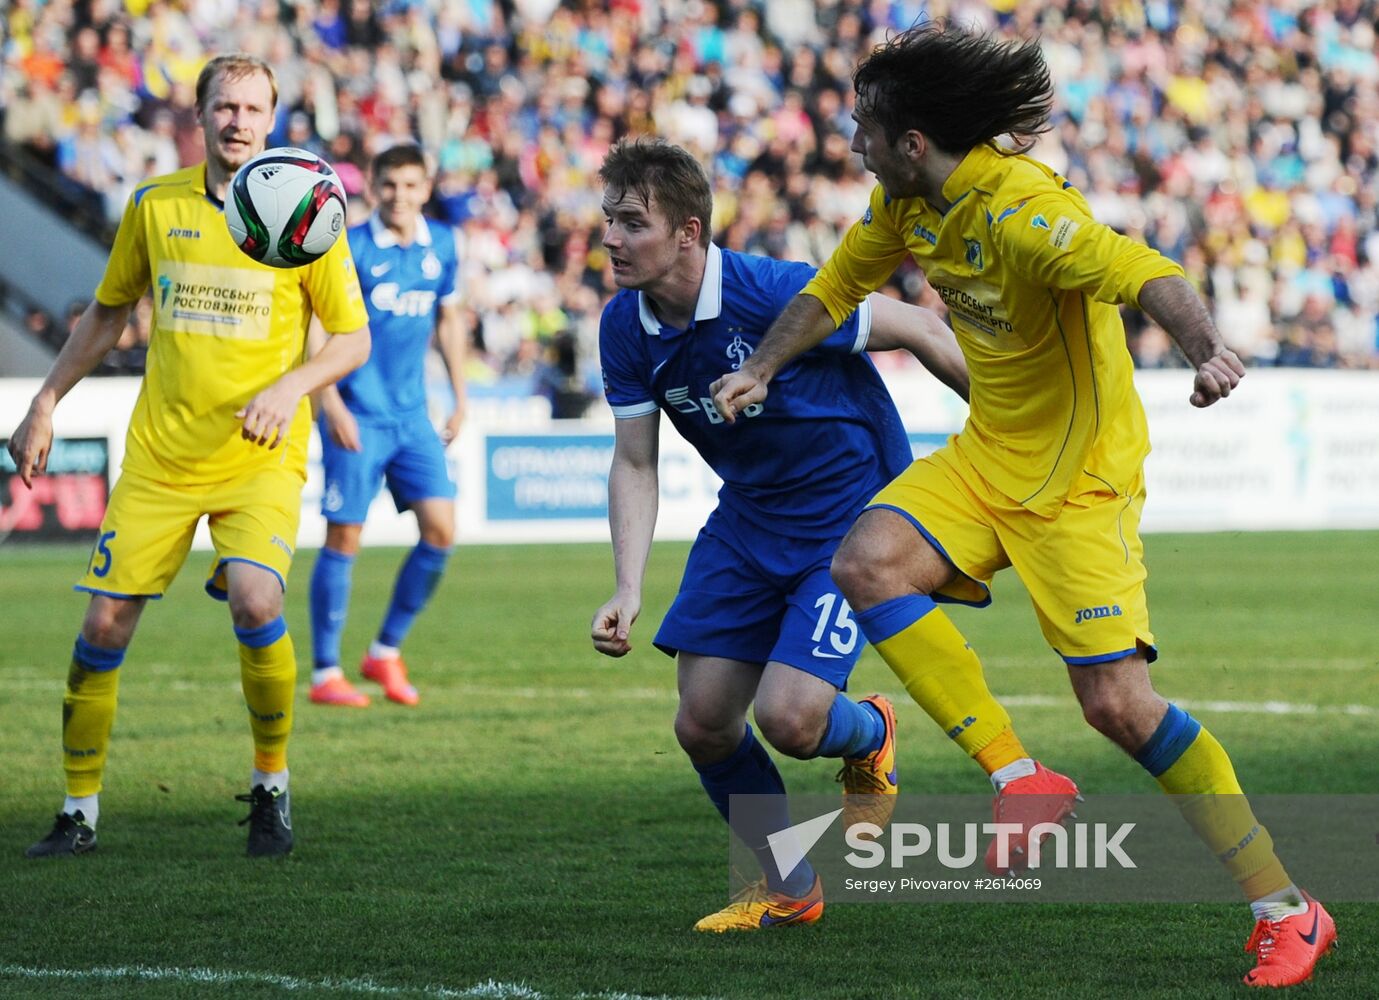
top-left (805, 143), bottom-right (1183, 517)
top-left (95, 163), bottom-right (367, 484)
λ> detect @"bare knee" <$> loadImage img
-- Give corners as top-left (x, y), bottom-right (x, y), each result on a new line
top-left (1074, 661), bottom-right (1165, 750)
top-left (674, 707), bottom-right (743, 765)
top-left (414, 501), bottom-right (455, 550)
top-left (419, 523), bottom-right (454, 549)
top-left (81, 597), bottom-right (142, 649)
top-left (755, 705), bottom-right (822, 760)
top-left (229, 588), bottom-right (283, 631)
top-left (324, 522), bottom-right (362, 557)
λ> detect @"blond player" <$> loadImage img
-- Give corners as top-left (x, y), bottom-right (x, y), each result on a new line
top-left (8, 53), bottom-right (370, 858)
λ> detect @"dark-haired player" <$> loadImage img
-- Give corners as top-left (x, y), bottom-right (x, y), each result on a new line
top-left (307, 144), bottom-right (467, 709)
top-left (713, 22), bottom-right (1331, 987)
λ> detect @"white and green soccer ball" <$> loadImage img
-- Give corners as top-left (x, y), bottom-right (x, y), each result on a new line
top-left (225, 147), bottom-right (347, 268)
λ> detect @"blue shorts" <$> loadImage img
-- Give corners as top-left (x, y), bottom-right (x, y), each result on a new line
top-left (319, 412), bottom-right (455, 524)
top-left (653, 507), bottom-right (862, 689)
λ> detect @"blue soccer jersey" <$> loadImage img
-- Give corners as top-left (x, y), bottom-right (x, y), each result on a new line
top-left (340, 214), bottom-right (462, 420)
top-left (599, 245), bottom-right (913, 535)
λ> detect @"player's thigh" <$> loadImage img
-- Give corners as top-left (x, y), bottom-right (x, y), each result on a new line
top-left (320, 421), bottom-right (392, 524)
top-left (862, 447), bottom-right (1006, 607)
top-left (676, 653), bottom-right (762, 736)
top-left (204, 465), bottom-right (307, 601)
top-left (1003, 473), bottom-right (1154, 666)
top-left (652, 512), bottom-right (788, 667)
top-left (384, 415), bottom-right (455, 513)
top-left (411, 497), bottom-right (456, 548)
top-left (75, 473), bottom-right (200, 599)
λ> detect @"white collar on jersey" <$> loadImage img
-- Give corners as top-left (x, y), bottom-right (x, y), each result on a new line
top-left (368, 213), bottom-right (433, 248)
top-left (637, 243), bottom-right (723, 336)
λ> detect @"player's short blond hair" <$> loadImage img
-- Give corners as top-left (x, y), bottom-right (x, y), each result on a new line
top-left (195, 53), bottom-right (279, 113)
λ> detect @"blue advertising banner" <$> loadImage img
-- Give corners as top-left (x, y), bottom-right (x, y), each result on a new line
top-left (486, 434), bottom-right (615, 521)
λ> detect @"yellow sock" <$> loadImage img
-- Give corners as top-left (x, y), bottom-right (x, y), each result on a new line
top-left (1141, 706), bottom-right (1291, 900)
top-left (62, 638), bottom-right (126, 798)
top-left (973, 727), bottom-right (1029, 775)
top-left (859, 595), bottom-right (1015, 761)
top-left (236, 619), bottom-right (296, 773)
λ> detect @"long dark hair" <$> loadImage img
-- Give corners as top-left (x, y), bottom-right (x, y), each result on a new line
top-left (854, 21), bottom-right (1053, 154)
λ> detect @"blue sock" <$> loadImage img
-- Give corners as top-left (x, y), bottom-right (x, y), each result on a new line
top-left (693, 726), bottom-right (815, 896)
top-left (377, 542), bottom-right (450, 649)
top-left (309, 547), bottom-right (354, 669)
top-left (814, 695), bottom-right (886, 759)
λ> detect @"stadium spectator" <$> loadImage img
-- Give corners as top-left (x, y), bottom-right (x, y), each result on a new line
top-left (2, 0), bottom-right (1378, 378)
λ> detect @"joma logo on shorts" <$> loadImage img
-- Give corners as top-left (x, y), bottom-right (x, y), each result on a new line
top-left (1074, 605), bottom-right (1123, 624)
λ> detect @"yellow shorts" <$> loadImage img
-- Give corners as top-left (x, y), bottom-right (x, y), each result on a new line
top-left (76, 466), bottom-right (306, 601)
top-left (867, 443), bottom-right (1155, 665)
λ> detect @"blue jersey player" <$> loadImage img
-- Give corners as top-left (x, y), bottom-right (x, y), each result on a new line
top-left (590, 140), bottom-right (969, 931)
top-left (307, 144), bottom-right (467, 708)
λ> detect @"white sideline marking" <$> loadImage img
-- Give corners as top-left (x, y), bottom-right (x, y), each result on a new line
top-left (1000, 694), bottom-right (1379, 717)
top-left (0, 964), bottom-right (716, 1000)
top-left (4, 676), bottom-right (1376, 717)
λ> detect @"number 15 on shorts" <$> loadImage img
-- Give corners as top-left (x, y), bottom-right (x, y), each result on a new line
top-left (811, 592), bottom-right (858, 658)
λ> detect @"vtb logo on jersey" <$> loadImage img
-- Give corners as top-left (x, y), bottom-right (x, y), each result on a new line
top-left (666, 386), bottom-right (761, 423)
top-left (370, 283), bottom-right (437, 317)
top-left (726, 333), bottom-right (753, 371)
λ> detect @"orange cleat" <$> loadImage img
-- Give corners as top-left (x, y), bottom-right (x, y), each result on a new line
top-left (693, 874), bottom-right (824, 932)
top-left (361, 653), bottom-right (419, 706)
top-left (836, 694), bottom-right (898, 830)
top-left (309, 675), bottom-right (370, 708)
top-left (1243, 893), bottom-right (1337, 988)
top-left (984, 761), bottom-right (1080, 875)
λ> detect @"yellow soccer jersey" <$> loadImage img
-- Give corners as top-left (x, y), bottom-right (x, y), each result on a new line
top-left (805, 143), bottom-right (1183, 517)
top-left (95, 163), bottom-right (367, 484)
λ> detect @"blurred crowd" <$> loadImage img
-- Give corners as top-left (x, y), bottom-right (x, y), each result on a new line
top-left (3, 0), bottom-right (1378, 395)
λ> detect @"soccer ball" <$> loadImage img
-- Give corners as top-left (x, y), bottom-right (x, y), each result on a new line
top-left (225, 148), bottom-right (347, 268)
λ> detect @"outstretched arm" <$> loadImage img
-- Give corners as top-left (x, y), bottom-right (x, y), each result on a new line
top-left (7, 300), bottom-right (132, 486)
top-left (1138, 275), bottom-right (1244, 408)
top-left (864, 293), bottom-right (969, 402)
top-left (710, 293), bottom-right (837, 422)
top-left (591, 411), bottom-right (660, 657)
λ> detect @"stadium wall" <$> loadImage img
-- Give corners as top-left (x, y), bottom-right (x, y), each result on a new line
top-left (2, 370), bottom-right (1377, 548)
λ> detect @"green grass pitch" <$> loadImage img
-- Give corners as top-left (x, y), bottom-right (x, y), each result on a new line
top-left (1, 532), bottom-right (1375, 998)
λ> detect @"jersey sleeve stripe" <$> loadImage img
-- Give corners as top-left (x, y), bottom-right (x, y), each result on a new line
top-left (850, 296), bottom-right (873, 354)
top-left (610, 401), bottom-right (659, 419)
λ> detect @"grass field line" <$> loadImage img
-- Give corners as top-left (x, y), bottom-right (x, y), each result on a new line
top-left (980, 655), bottom-right (1377, 672)
top-left (0, 963), bottom-right (719, 1000)
top-left (1000, 693), bottom-right (1378, 716)
top-left (4, 675), bottom-right (1376, 717)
